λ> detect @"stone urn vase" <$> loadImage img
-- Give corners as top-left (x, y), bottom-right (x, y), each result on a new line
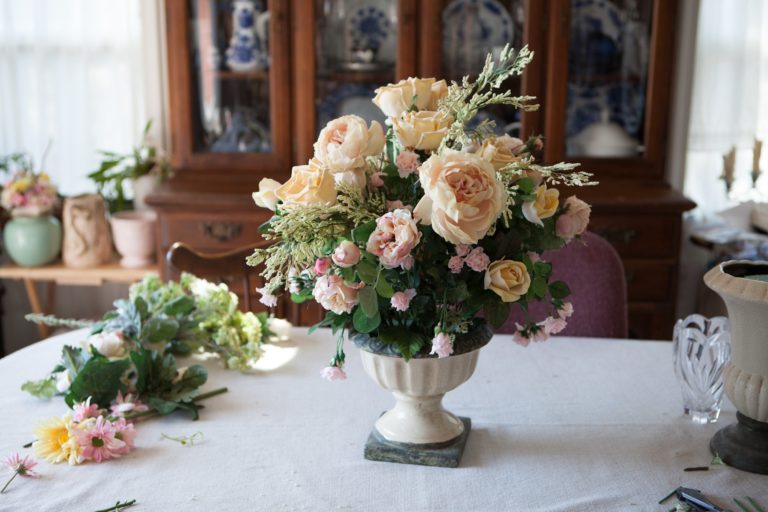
top-left (704, 260), bottom-right (768, 474)
top-left (352, 321), bottom-right (493, 468)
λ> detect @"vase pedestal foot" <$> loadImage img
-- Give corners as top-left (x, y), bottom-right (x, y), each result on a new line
top-left (710, 412), bottom-right (768, 475)
top-left (364, 416), bottom-right (471, 468)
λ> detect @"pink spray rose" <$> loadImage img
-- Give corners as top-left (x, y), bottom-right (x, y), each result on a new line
top-left (366, 209), bottom-right (422, 270)
top-left (312, 275), bottom-right (359, 314)
top-left (395, 150), bottom-right (420, 178)
top-left (556, 196), bottom-right (591, 241)
top-left (256, 287), bottom-right (278, 308)
top-left (390, 289), bottom-right (417, 312)
top-left (455, 244), bottom-right (471, 257)
top-left (541, 316), bottom-right (567, 335)
top-left (430, 332), bottom-right (454, 358)
top-left (558, 302), bottom-right (574, 319)
top-left (314, 258), bottom-right (331, 275)
top-left (448, 255), bottom-right (464, 274)
top-left (464, 247), bottom-right (490, 272)
top-left (369, 172), bottom-right (385, 187)
top-left (321, 366), bottom-right (347, 381)
top-left (332, 240), bottom-right (361, 268)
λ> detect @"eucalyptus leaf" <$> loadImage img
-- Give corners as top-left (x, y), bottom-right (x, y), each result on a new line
top-left (21, 377), bottom-right (57, 400)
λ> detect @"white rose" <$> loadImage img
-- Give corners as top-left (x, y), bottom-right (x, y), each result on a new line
top-left (85, 331), bottom-right (127, 358)
top-left (252, 178), bottom-right (281, 211)
top-left (55, 371), bottom-right (71, 393)
top-left (373, 78), bottom-right (447, 117)
top-left (313, 115), bottom-right (385, 174)
top-left (392, 111), bottom-right (453, 151)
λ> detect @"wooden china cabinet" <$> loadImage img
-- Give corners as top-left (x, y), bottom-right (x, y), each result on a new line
top-left (151, 0), bottom-right (693, 339)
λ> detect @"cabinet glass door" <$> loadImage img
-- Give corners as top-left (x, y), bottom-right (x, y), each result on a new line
top-left (314, 0), bottom-right (399, 133)
top-left (188, 0), bottom-right (273, 153)
top-left (564, 0), bottom-right (653, 158)
top-left (440, 0), bottom-right (527, 137)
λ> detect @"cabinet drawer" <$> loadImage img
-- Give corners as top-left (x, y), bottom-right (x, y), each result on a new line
top-left (159, 211), bottom-right (267, 251)
top-left (590, 214), bottom-right (678, 258)
top-left (624, 260), bottom-right (675, 301)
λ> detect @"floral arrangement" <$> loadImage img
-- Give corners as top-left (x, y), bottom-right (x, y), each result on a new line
top-left (22, 273), bottom-right (286, 465)
top-left (0, 165), bottom-right (58, 217)
top-left (249, 46), bottom-right (594, 378)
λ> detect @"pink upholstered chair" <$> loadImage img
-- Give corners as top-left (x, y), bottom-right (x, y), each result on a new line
top-left (498, 231), bottom-right (628, 338)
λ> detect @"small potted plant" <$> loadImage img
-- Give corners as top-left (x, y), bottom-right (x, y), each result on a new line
top-left (0, 153), bottom-right (61, 267)
top-left (89, 121), bottom-right (170, 268)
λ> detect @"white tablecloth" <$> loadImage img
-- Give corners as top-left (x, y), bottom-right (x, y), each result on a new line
top-left (0, 328), bottom-right (766, 512)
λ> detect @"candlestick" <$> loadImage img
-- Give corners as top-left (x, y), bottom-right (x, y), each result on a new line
top-left (753, 138), bottom-right (763, 185)
top-left (722, 146), bottom-right (737, 194)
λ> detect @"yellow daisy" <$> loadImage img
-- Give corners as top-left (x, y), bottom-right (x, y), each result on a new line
top-left (32, 414), bottom-right (82, 465)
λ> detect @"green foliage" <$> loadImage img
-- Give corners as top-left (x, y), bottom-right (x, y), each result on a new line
top-left (65, 356), bottom-right (131, 408)
top-left (353, 307), bottom-right (380, 333)
top-left (377, 327), bottom-right (426, 361)
top-left (21, 377), bottom-right (57, 400)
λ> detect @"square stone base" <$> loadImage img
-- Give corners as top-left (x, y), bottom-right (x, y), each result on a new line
top-left (363, 416), bottom-right (471, 468)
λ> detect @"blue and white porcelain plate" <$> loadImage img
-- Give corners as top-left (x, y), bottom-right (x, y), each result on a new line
top-left (316, 83), bottom-right (384, 132)
top-left (349, 5), bottom-right (392, 54)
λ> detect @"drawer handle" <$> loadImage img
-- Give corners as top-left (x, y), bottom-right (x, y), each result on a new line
top-left (200, 222), bottom-right (243, 243)
top-left (595, 228), bottom-right (637, 246)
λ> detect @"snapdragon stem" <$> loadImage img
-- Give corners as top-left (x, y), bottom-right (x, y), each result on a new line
top-left (0, 472), bottom-right (18, 494)
top-left (124, 387), bottom-right (228, 421)
top-left (93, 499), bottom-right (137, 512)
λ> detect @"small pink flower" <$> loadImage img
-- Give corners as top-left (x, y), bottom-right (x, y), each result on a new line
top-left (3, 453), bottom-right (40, 478)
top-left (455, 244), bottom-right (471, 257)
top-left (556, 196), bottom-right (591, 241)
top-left (395, 150), bottom-right (420, 177)
top-left (256, 287), bottom-right (278, 308)
top-left (331, 240), bottom-right (361, 268)
top-left (111, 418), bottom-right (137, 455)
top-left (366, 209), bottom-right (421, 270)
top-left (541, 316), bottom-right (567, 335)
top-left (390, 289), bottom-right (417, 312)
top-left (430, 333), bottom-right (453, 358)
top-left (73, 398), bottom-right (100, 422)
top-left (314, 258), bottom-right (331, 275)
top-left (313, 275), bottom-right (359, 314)
top-left (512, 331), bottom-right (531, 347)
top-left (110, 391), bottom-right (149, 417)
top-left (531, 328), bottom-right (549, 343)
top-left (527, 252), bottom-right (541, 263)
top-left (369, 172), bottom-right (385, 187)
top-left (76, 416), bottom-right (126, 463)
top-left (321, 366), bottom-right (347, 381)
top-left (558, 302), bottom-right (574, 319)
top-left (464, 247), bottom-right (490, 272)
top-left (448, 255), bottom-right (464, 274)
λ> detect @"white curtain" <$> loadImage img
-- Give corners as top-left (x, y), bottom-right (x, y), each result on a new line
top-left (0, 0), bottom-right (165, 196)
top-left (683, 0), bottom-right (768, 214)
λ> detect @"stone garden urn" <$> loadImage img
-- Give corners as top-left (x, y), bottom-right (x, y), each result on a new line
top-left (704, 260), bottom-right (768, 474)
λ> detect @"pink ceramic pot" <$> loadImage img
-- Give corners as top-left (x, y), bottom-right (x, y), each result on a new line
top-left (110, 210), bottom-right (157, 268)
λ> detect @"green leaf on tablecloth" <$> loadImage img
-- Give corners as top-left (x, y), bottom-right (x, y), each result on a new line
top-left (21, 377), bottom-right (57, 400)
top-left (65, 356), bottom-right (130, 408)
top-left (353, 306), bottom-right (380, 333)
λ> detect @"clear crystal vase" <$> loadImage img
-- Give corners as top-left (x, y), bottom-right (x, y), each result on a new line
top-left (673, 314), bottom-right (731, 424)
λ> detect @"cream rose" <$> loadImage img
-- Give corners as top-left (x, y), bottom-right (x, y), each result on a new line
top-left (313, 115), bottom-right (385, 176)
top-left (413, 152), bottom-right (506, 245)
top-left (252, 178), bottom-right (281, 211)
top-left (484, 260), bottom-right (531, 302)
top-left (392, 111), bottom-right (453, 151)
top-left (84, 331), bottom-right (127, 358)
top-left (312, 274), bottom-right (359, 314)
top-left (276, 163), bottom-right (337, 206)
top-left (477, 135), bottom-right (525, 170)
top-left (366, 209), bottom-right (421, 269)
top-left (373, 78), bottom-right (448, 117)
top-left (522, 185), bottom-right (559, 226)
top-left (556, 195), bottom-right (591, 240)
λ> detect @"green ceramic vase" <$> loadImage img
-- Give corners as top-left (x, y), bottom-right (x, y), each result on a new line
top-left (3, 215), bottom-right (62, 267)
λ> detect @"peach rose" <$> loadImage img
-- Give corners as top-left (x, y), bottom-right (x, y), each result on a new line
top-left (366, 209), bottom-right (422, 269)
top-left (484, 260), bottom-right (531, 303)
top-left (252, 178), bottom-right (281, 211)
top-left (373, 78), bottom-right (448, 117)
top-left (413, 152), bottom-right (506, 245)
top-left (313, 115), bottom-right (385, 176)
top-left (276, 163), bottom-right (337, 206)
top-left (522, 185), bottom-right (559, 226)
top-left (477, 135), bottom-right (525, 170)
top-left (332, 240), bottom-right (361, 268)
top-left (392, 111), bottom-right (453, 151)
top-left (312, 274), bottom-right (359, 314)
top-left (555, 195), bottom-right (591, 240)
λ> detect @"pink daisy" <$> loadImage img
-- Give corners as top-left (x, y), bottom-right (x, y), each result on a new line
top-left (112, 418), bottom-right (137, 455)
top-left (76, 416), bottom-right (126, 463)
top-left (110, 391), bottom-right (150, 417)
top-left (73, 397), bottom-right (100, 422)
top-left (2, 453), bottom-right (40, 494)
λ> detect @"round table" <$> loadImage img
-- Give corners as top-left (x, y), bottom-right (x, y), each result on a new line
top-left (0, 328), bottom-right (765, 511)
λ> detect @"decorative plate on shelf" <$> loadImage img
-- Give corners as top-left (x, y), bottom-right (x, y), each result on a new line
top-left (316, 83), bottom-right (384, 132)
top-left (334, 0), bottom-right (396, 71)
top-left (442, 0), bottom-right (514, 79)
top-left (569, 0), bottom-right (624, 80)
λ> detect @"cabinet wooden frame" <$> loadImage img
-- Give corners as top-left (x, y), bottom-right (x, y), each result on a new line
top-left (165, 0), bottom-right (293, 184)
top-left (292, 0), bottom-right (418, 164)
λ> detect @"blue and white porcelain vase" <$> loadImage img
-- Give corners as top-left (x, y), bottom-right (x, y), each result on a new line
top-left (225, 0), bottom-right (268, 72)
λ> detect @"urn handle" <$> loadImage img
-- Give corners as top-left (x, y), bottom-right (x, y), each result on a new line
top-left (199, 221), bottom-right (243, 243)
